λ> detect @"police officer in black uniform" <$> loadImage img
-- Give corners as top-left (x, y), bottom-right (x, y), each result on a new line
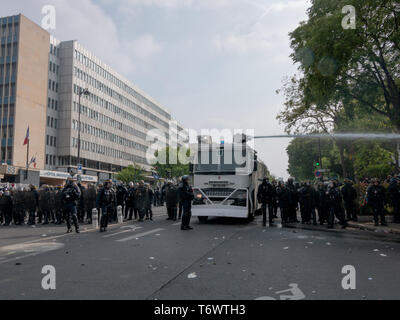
top-left (125, 182), bottom-right (136, 220)
top-left (145, 184), bottom-right (154, 221)
top-left (116, 183), bottom-right (128, 218)
top-left (179, 175), bottom-right (194, 230)
top-left (342, 179), bottom-right (358, 221)
top-left (61, 178), bottom-right (81, 233)
top-left (326, 181), bottom-right (347, 229)
top-left (299, 181), bottom-right (317, 225)
top-left (166, 181), bottom-right (179, 221)
top-left (286, 178), bottom-right (299, 223)
top-left (367, 178), bottom-right (388, 226)
top-left (97, 180), bottom-right (116, 232)
top-left (276, 181), bottom-right (290, 225)
top-left (316, 182), bottom-right (328, 225)
top-left (135, 181), bottom-right (148, 222)
top-left (388, 177), bottom-right (400, 223)
top-left (257, 177), bottom-right (276, 227)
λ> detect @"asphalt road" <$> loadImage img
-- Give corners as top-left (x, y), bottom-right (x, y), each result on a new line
top-left (0, 208), bottom-right (400, 300)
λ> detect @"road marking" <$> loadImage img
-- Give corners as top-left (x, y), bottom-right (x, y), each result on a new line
top-left (0, 242), bottom-right (65, 265)
top-left (172, 223), bottom-right (181, 226)
top-left (116, 228), bottom-right (164, 242)
top-left (102, 226), bottom-right (143, 238)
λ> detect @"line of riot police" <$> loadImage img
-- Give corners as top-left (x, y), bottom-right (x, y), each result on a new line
top-left (257, 176), bottom-right (400, 229)
top-left (0, 178), bottom-right (159, 233)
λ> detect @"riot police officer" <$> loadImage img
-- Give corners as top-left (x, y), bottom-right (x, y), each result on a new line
top-left (61, 178), bottom-right (81, 233)
top-left (116, 183), bottom-right (128, 218)
top-left (257, 177), bottom-right (276, 227)
top-left (276, 181), bottom-right (290, 225)
top-left (76, 183), bottom-right (86, 223)
top-left (84, 184), bottom-right (97, 224)
top-left (97, 180), bottom-right (116, 232)
top-left (12, 188), bottom-right (24, 225)
top-left (367, 179), bottom-right (388, 226)
top-left (316, 182), bottom-right (328, 225)
top-left (27, 185), bottom-right (39, 225)
top-left (388, 177), bottom-right (400, 223)
top-left (286, 178), bottom-right (299, 223)
top-left (326, 181), bottom-right (347, 229)
top-left (299, 181), bottom-right (317, 225)
top-left (166, 181), bottom-right (179, 221)
top-left (135, 180), bottom-right (148, 222)
top-left (1, 191), bottom-right (13, 226)
top-left (342, 179), bottom-right (358, 221)
top-left (54, 186), bottom-right (64, 225)
top-left (179, 175), bottom-right (194, 230)
top-left (145, 184), bottom-right (154, 221)
top-left (125, 182), bottom-right (136, 220)
top-left (38, 185), bottom-right (51, 225)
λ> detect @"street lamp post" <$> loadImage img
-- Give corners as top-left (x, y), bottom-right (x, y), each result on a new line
top-left (77, 88), bottom-right (90, 182)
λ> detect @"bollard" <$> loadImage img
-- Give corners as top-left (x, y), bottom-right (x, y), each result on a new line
top-left (117, 206), bottom-right (123, 224)
top-left (92, 208), bottom-right (99, 229)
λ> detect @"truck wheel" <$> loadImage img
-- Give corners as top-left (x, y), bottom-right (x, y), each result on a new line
top-left (198, 216), bottom-right (208, 223)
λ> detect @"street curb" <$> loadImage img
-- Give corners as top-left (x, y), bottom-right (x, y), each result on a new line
top-left (281, 222), bottom-right (400, 240)
top-left (347, 222), bottom-right (400, 236)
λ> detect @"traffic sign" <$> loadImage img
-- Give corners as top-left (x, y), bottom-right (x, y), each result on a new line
top-left (315, 171), bottom-right (322, 178)
top-left (77, 164), bottom-right (83, 175)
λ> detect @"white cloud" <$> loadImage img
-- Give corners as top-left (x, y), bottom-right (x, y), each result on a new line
top-left (214, 0), bottom-right (310, 54)
top-left (1, 0), bottom-right (312, 178)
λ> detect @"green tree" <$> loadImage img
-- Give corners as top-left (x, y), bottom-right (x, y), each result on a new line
top-left (279, 0), bottom-right (400, 180)
top-left (288, 0), bottom-right (400, 131)
top-left (115, 164), bottom-right (146, 184)
top-left (152, 146), bottom-right (191, 180)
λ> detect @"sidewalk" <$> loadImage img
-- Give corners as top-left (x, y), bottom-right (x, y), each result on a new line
top-left (347, 216), bottom-right (400, 236)
top-left (282, 215), bottom-right (400, 239)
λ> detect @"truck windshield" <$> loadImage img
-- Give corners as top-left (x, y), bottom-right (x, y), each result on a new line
top-left (194, 148), bottom-right (248, 173)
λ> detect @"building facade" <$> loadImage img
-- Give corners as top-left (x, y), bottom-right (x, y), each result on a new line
top-left (0, 14), bottom-right (186, 186)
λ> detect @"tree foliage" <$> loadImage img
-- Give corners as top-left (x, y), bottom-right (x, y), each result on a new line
top-left (115, 164), bottom-right (146, 184)
top-left (279, 0), bottom-right (400, 180)
top-left (152, 146), bottom-right (191, 180)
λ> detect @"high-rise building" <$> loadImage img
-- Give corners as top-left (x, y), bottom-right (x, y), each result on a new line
top-left (0, 14), bottom-right (186, 186)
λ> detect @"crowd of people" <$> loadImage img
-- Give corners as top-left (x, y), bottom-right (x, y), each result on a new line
top-left (0, 175), bottom-right (195, 233)
top-left (257, 176), bottom-right (400, 228)
top-left (1, 174), bottom-right (399, 233)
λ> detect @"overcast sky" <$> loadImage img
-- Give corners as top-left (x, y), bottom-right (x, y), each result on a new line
top-left (3, 0), bottom-right (311, 179)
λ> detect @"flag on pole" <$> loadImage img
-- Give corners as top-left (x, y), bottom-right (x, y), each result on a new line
top-left (23, 127), bottom-right (30, 146)
top-left (29, 156), bottom-right (37, 168)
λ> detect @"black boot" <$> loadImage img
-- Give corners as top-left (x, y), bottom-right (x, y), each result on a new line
top-left (72, 216), bottom-right (80, 233)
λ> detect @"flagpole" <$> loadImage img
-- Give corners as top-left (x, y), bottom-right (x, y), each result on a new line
top-left (25, 136), bottom-right (29, 180)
